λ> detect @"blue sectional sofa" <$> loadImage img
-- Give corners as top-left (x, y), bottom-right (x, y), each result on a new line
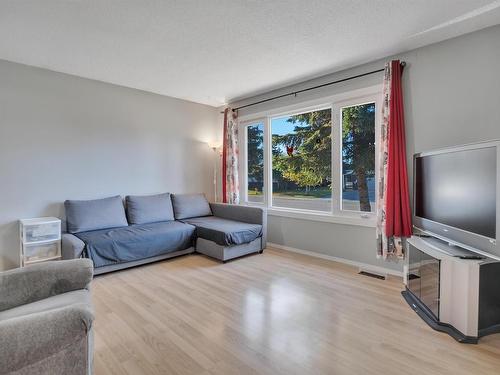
top-left (62, 193), bottom-right (266, 274)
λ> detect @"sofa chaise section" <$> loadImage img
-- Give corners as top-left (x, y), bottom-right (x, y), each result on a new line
top-left (209, 202), bottom-right (267, 248)
top-left (171, 194), bottom-right (267, 262)
top-left (182, 216), bottom-right (262, 246)
top-left (200, 203), bottom-right (266, 262)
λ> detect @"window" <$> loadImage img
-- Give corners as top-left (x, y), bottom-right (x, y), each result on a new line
top-left (240, 87), bottom-right (381, 223)
top-left (340, 102), bottom-right (376, 212)
top-left (271, 109), bottom-right (332, 212)
top-left (245, 121), bottom-right (265, 203)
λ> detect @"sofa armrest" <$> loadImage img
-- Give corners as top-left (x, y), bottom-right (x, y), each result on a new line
top-left (209, 203), bottom-right (267, 249)
top-left (0, 304), bottom-right (94, 373)
top-left (0, 259), bottom-right (93, 312)
top-left (62, 233), bottom-right (86, 260)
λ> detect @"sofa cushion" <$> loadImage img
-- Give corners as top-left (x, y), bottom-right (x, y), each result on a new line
top-left (65, 195), bottom-right (128, 234)
top-left (126, 193), bottom-right (174, 225)
top-left (171, 193), bottom-right (212, 220)
top-left (75, 221), bottom-right (195, 268)
top-left (182, 216), bottom-right (262, 246)
top-left (0, 289), bottom-right (90, 321)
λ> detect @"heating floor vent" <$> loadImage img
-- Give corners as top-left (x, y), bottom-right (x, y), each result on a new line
top-left (358, 270), bottom-right (386, 280)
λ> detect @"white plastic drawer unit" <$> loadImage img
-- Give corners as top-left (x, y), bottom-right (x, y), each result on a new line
top-left (23, 242), bottom-right (61, 264)
top-left (20, 217), bottom-right (61, 244)
top-left (19, 217), bottom-right (62, 267)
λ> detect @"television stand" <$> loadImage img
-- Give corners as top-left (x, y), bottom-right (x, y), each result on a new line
top-left (403, 236), bottom-right (500, 343)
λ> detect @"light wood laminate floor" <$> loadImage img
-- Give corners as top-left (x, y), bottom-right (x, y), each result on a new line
top-left (92, 248), bottom-right (500, 375)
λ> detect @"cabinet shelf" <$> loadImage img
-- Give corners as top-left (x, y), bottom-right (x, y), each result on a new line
top-left (23, 238), bottom-right (61, 245)
top-left (24, 255), bottom-right (62, 265)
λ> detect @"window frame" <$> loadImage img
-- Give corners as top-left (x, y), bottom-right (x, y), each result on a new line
top-left (238, 85), bottom-right (382, 227)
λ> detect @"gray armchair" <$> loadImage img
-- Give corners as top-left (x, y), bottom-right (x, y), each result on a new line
top-left (0, 259), bottom-right (94, 375)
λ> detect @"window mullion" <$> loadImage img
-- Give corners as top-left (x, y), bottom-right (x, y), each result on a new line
top-left (265, 116), bottom-right (272, 208)
top-left (242, 124), bottom-right (248, 204)
top-left (332, 104), bottom-right (341, 216)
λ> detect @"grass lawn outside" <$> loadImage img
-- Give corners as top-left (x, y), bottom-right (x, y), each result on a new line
top-left (246, 187), bottom-right (375, 212)
top-left (247, 187), bottom-right (331, 198)
top-left (247, 190), bottom-right (264, 196)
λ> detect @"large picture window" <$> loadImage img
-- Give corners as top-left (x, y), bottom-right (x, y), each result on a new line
top-left (271, 109), bottom-right (332, 212)
top-left (240, 88), bottom-right (381, 223)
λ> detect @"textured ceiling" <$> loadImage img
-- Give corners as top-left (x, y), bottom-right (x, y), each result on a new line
top-left (1, 1), bottom-right (499, 106)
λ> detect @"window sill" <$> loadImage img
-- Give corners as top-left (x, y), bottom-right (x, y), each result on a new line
top-left (266, 207), bottom-right (377, 228)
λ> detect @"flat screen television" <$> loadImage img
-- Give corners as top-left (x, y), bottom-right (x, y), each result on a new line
top-left (413, 140), bottom-right (500, 260)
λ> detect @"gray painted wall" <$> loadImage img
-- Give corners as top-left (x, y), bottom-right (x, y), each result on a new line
top-left (230, 25), bottom-right (500, 272)
top-left (1, 25), bottom-right (498, 272)
top-left (0, 60), bottom-right (220, 270)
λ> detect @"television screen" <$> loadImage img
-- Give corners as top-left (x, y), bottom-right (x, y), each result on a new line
top-left (415, 147), bottom-right (497, 239)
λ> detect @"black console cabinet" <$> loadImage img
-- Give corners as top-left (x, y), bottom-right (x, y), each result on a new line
top-left (403, 236), bottom-right (500, 343)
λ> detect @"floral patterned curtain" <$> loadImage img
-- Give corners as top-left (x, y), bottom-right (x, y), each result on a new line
top-left (376, 60), bottom-right (412, 259)
top-left (222, 108), bottom-right (240, 204)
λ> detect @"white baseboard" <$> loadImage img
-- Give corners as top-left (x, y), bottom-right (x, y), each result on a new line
top-left (268, 242), bottom-right (403, 278)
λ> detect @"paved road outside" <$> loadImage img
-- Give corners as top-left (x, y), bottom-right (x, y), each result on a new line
top-left (248, 195), bottom-right (375, 212)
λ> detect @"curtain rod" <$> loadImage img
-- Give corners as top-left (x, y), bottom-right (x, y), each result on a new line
top-left (222, 61), bottom-right (405, 113)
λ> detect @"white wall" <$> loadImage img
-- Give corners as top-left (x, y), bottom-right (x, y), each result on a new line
top-left (0, 60), bottom-right (220, 270)
top-left (230, 25), bottom-right (500, 272)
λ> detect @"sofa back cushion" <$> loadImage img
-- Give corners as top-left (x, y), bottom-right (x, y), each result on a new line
top-left (125, 193), bottom-right (174, 225)
top-left (65, 195), bottom-right (128, 233)
top-left (171, 193), bottom-right (212, 220)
